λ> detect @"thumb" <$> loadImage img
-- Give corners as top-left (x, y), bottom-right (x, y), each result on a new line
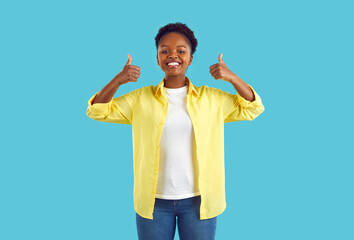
top-left (126, 54), bottom-right (132, 65)
top-left (218, 53), bottom-right (224, 64)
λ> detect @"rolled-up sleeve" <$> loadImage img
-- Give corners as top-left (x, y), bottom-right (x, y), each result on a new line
top-left (217, 85), bottom-right (265, 123)
top-left (86, 88), bottom-right (142, 125)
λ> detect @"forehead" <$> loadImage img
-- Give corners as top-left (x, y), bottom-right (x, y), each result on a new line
top-left (159, 32), bottom-right (190, 48)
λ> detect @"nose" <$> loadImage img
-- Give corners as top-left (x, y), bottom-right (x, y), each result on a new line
top-left (168, 50), bottom-right (179, 59)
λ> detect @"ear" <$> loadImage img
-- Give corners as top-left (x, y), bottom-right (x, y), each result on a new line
top-left (157, 55), bottom-right (159, 66)
top-left (189, 54), bottom-right (193, 65)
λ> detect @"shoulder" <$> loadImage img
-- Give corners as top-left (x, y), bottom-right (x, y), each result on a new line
top-left (195, 84), bottom-right (222, 97)
top-left (142, 85), bottom-right (157, 95)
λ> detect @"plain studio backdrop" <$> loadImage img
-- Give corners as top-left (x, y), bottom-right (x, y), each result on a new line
top-left (0, 0), bottom-right (353, 239)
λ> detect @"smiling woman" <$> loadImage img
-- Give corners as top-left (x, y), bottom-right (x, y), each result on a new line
top-left (86, 22), bottom-right (265, 240)
top-left (155, 23), bottom-right (198, 88)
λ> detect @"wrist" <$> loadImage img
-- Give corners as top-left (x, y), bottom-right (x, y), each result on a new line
top-left (112, 76), bottom-right (123, 86)
top-left (229, 74), bottom-right (239, 84)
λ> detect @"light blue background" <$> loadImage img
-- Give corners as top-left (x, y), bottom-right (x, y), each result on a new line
top-left (1, 0), bottom-right (353, 239)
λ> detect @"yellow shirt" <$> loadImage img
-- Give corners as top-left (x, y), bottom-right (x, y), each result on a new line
top-left (86, 76), bottom-right (265, 220)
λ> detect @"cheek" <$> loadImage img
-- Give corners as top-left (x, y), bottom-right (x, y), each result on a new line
top-left (159, 57), bottom-right (165, 66)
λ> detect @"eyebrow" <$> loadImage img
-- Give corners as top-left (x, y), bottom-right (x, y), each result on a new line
top-left (160, 45), bottom-right (187, 48)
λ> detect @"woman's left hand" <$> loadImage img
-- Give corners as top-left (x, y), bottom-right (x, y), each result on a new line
top-left (209, 53), bottom-right (237, 83)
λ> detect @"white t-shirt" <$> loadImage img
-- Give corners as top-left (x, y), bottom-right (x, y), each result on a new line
top-left (155, 84), bottom-right (201, 200)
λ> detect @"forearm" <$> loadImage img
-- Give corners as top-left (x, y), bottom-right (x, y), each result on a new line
top-left (92, 77), bottom-right (122, 104)
top-left (229, 74), bottom-right (255, 102)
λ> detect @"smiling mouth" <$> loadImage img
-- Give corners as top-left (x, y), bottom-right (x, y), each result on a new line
top-left (166, 62), bottom-right (181, 67)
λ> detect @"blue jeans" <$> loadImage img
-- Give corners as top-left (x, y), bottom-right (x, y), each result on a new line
top-left (136, 195), bottom-right (217, 240)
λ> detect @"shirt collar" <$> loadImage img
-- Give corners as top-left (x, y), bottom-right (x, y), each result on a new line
top-left (154, 76), bottom-right (200, 98)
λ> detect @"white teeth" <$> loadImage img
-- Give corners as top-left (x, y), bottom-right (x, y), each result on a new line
top-left (168, 62), bottom-right (180, 66)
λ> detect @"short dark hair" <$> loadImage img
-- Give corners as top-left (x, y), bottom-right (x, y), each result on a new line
top-left (155, 22), bottom-right (198, 56)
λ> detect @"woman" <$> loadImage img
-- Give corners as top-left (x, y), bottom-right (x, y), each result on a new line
top-left (86, 22), bottom-right (265, 240)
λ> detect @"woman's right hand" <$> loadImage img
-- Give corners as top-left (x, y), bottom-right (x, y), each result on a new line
top-left (114, 54), bottom-right (141, 85)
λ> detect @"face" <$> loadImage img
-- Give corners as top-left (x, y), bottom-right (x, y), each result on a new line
top-left (157, 32), bottom-right (193, 77)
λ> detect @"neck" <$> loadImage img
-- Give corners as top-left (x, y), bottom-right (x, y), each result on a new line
top-left (164, 75), bottom-right (187, 88)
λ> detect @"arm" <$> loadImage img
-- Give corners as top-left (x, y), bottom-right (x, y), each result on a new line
top-left (86, 87), bottom-right (142, 125)
top-left (217, 82), bottom-right (265, 123)
top-left (209, 53), bottom-right (265, 122)
top-left (229, 74), bottom-right (255, 102)
top-left (86, 54), bottom-right (142, 125)
top-left (92, 77), bottom-right (122, 104)
top-left (92, 53), bottom-right (141, 104)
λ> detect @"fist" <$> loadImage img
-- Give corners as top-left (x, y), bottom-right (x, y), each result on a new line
top-left (209, 53), bottom-right (236, 83)
top-left (115, 54), bottom-right (141, 85)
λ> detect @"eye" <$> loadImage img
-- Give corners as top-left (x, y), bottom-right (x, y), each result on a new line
top-left (179, 50), bottom-right (185, 53)
top-left (161, 50), bottom-right (167, 53)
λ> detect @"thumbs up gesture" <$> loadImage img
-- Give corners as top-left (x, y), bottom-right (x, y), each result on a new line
top-left (209, 53), bottom-right (237, 83)
top-left (114, 54), bottom-right (141, 85)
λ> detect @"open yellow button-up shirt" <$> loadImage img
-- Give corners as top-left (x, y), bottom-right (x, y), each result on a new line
top-left (86, 76), bottom-right (265, 220)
